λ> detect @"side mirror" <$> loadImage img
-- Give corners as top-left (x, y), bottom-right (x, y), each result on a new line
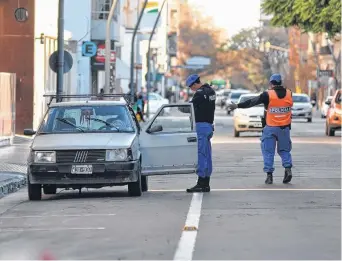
top-left (325, 100), bottom-right (331, 106)
top-left (23, 129), bottom-right (36, 136)
top-left (147, 125), bottom-right (163, 134)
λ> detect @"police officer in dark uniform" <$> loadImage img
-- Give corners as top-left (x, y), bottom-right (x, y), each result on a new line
top-left (181, 74), bottom-right (216, 193)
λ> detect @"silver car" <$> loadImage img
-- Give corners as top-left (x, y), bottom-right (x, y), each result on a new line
top-left (23, 95), bottom-right (198, 200)
top-left (291, 94), bottom-right (313, 122)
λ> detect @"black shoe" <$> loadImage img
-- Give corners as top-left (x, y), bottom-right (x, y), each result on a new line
top-left (265, 173), bottom-right (273, 184)
top-left (203, 177), bottom-right (211, 192)
top-left (283, 168), bottom-right (292, 184)
top-left (186, 177), bottom-right (209, 193)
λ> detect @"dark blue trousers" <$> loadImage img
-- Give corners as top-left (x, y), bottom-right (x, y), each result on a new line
top-left (196, 122), bottom-right (214, 178)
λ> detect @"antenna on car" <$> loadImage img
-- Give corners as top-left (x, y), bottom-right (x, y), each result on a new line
top-left (43, 94), bottom-right (134, 106)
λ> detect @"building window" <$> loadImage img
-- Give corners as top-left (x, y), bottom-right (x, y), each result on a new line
top-left (92, 0), bottom-right (120, 21)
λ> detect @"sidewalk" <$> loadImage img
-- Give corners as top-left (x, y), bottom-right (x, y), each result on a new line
top-left (0, 135), bottom-right (32, 199)
top-left (0, 136), bottom-right (11, 148)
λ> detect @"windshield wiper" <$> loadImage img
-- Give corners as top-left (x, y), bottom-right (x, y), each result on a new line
top-left (89, 117), bottom-right (120, 131)
top-left (56, 118), bottom-right (85, 132)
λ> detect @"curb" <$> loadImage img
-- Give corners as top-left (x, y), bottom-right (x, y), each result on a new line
top-left (0, 174), bottom-right (27, 199)
top-left (0, 137), bottom-right (12, 148)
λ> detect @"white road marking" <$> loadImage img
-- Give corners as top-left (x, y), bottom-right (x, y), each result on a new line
top-left (0, 227), bottom-right (106, 232)
top-left (0, 213), bottom-right (116, 219)
top-left (173, 193), bottom-right (203, 261)
top-left (151, 188), bottom-right (341, 192)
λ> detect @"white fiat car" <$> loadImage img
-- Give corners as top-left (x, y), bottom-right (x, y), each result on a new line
top-left (23, 95), bottom-right (197, 200)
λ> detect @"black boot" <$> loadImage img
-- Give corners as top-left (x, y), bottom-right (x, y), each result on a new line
top-left (265, 173), bottom-right (273, 184)
top-left (203, 177), bottom-right (210, 192)
top-left (283, 168), bottom-right (292, 184)
top-left (186, 177), bottom-right (207, 193)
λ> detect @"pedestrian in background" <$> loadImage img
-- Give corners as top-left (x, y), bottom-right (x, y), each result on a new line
top-left (181, 74), bottom-right (216, 193)
top-left (227, 74), bottom-right (293, 184)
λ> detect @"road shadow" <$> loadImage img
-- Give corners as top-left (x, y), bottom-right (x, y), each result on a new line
top-left (43, 189), bottom-right (132, 201)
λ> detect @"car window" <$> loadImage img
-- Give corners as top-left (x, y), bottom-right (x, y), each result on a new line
top-left (230, 92), bottom-right (248, 99)
top-left (38, 105), bottom-right (135, 134)
top-left (223, 91), bottom-right (230, 97)
top-left (293, 95), bottom-right (310, 103)
top-left (149, 105), bottom-right (193, 133)
top-left (148, 94), bottom-right (158, 100)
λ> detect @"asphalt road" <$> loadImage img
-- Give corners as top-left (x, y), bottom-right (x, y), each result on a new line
top-left (0, 108), bottom-right (340, 260)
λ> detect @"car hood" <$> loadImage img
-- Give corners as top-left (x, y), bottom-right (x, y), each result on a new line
top-left (293, 102), bottom-right (312, 109)
top-left (235, 106), bottom-right (264, 116)
top-left (31, 133), bottom-right (136, 150)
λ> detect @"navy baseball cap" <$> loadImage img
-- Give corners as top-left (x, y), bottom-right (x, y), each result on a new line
top-left (269, 74), bottom-right (282, 85)
top-left (186, 74), bottom-right (200, 87)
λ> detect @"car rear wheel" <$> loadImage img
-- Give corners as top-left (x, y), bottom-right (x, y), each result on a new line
top-left (43, 185), bottom-right (57, 195)
top-left (28, 176), bottom-right (42, 201)
top-left (234, 128), bottom-right (240, 137)
top-left (328, 127), bottom-right (335, 136)
top-left (141, 176), bottom-right (148, 192)
top-left (307, 118), bottom-right (312, 123)
top-left (128, 162), bottom-right (142, 197)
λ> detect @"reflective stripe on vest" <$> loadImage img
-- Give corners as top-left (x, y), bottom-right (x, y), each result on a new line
top-left (266, 89), bottom-right (293, 127)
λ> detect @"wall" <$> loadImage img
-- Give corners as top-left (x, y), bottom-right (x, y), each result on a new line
top-left (65, 0), bottom-right (92, 95)
top-left (0, 0), bottom-right (35, 134)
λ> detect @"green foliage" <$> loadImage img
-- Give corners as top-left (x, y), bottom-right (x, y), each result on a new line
top-left (262, 0), bottom-right (341, 37)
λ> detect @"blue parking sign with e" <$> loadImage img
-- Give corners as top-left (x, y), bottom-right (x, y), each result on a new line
top-left (82, 41), bottom-right (97, 57)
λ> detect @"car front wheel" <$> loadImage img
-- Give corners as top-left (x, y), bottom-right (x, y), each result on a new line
top-left (28, 176), bottom-right (42, 201)
top-left (128, 162), bottom-right (142, 197)
top-left (307, 118), bottom-right (312, 123)
top-left (234, 128), bottom-right (240, 137)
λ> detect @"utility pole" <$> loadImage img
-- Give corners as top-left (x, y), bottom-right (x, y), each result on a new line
top-left (146, 0), bottom-right (167, 118)
top-left (56, 0), bottom-right (65, 102)
top-left (130, 0), bottom-right (149, 103)
top-left (105, 0), bottom-right (118, 94)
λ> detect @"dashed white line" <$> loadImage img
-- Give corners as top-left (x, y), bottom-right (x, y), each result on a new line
top-left (173, 193), bottom-right (203, 261)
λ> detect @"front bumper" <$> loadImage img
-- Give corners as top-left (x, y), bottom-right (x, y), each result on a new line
top-left (292, 110), bottom-right (312, 118)
top-left (28, 160), bottom-right (139, 185)
top-left (234, 118), bottom-right (263, 132)
top-left (328, 113), bottom-right (342, 130)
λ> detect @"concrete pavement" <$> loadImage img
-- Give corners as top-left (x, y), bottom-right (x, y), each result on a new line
top-left (0, 108), bottom-right (340, 260)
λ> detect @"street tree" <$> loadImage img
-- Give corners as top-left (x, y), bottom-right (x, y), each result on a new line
top-left (261, 0), bottom-right (341, 38)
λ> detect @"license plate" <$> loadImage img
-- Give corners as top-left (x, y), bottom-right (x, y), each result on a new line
top-left (253, 123), bottom-right (262, 127)
top-left (71, 165), bottom-right (93, 174)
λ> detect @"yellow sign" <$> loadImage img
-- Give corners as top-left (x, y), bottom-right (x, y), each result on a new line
top-left (295, 86), bottom-right (302, 93)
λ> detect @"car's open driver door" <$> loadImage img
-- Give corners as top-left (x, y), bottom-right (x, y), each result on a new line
top-left (139, 103), bottom-right (197, 176)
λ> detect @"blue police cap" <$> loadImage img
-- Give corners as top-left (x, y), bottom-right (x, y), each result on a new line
top-left (269, 74), bottom-right (282, 84)
top-left (186, 74), bottom-right (200, 87)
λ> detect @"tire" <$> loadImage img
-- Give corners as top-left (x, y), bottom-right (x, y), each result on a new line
top-left (234, 128), bottom-right (240, 137)
top-left (307, 118), bottom-right (312, 123)
top-left (328, 127), bottom-right (335, 136)
top-left (28, 176), bottom-right (42, 201)
top-left (227, 110), bottom-right (231, 115)
top-left (128, 162), bottom-right (142, 197)
top-left (43, 185), bottom-right (57, 195)
top-left (141, 176), bottom-right (148, 192)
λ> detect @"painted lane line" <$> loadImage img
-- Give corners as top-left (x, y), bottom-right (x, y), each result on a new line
top-left (0, 227), bottom-right (106, 232)
top-left (150, 188), bottom-right (341, 193)
top-left (174, 193), bottom-right (203, 261)
top-left (0, 213), bottom-right (116, 219)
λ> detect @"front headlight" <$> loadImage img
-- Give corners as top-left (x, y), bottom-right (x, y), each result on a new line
top-left (106, 149), bottom-right (129, 161)
top-left (34, 151), bottom-right (56, 163)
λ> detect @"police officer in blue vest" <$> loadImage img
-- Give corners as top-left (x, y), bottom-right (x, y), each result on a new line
top-left (181, 74), bottom-right (216, 193)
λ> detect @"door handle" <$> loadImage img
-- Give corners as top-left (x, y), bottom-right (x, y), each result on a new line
top-left (187, 137), bottom-right (197, 142)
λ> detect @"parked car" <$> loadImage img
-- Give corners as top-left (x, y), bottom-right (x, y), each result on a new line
top-left (23, 95), bottom-right (198, 200)
top-left (321, 96), bottom-right (333, 118)
top-left (233, 93), bottom-right (263, 137)
top-left (225, 89), bottom-right (251, 115)
top-left (291, 93), bottom-right (313, 122)
top-left (144, 92), bottom-right (169, 114)
top-left (325, 90), bottom-right (341, 136)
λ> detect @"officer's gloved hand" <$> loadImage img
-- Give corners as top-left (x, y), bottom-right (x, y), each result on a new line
top-left (227, 102), bottom-right (238, 111)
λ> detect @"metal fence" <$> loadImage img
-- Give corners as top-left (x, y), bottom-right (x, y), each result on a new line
top-left (0, 73), bottom-right (16, 137)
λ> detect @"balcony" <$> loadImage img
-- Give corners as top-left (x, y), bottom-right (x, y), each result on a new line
top-left (91, 0), bottom-right (121, 41)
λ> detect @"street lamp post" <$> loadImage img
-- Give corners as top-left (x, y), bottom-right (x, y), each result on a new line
top-left (130, 0), bottom-right (149, 103)
top-left (105, 0), bottom-right (119, 94)
top-left (56, 0), bottom-right (65, 102)
top-left (146, 0), bottom-right (167, 119)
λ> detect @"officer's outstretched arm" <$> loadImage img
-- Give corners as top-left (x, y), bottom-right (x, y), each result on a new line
top-left (178, 92), bottom-right (204, 113)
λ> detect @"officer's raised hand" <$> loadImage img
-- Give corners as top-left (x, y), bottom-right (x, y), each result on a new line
top-left (226, 102), bottom-right (238, 111)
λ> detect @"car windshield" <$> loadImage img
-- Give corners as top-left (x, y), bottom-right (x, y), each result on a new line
top-left (231, 92), bottom-right (248, 100)
top-left (223, 91), bottom-right (230, 97)
top-left (293, 95), bottom-right (310, 103)
top-left (37, 105), bottom-right (135, 134)
top-left (239, 95), bottom-right (263, 107)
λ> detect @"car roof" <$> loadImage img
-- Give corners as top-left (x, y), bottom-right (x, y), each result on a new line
top-left (49, 100), bottom-right (127, 107)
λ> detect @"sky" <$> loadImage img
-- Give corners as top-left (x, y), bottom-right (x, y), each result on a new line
top-left (187, 0), bottom-right (262, 37)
